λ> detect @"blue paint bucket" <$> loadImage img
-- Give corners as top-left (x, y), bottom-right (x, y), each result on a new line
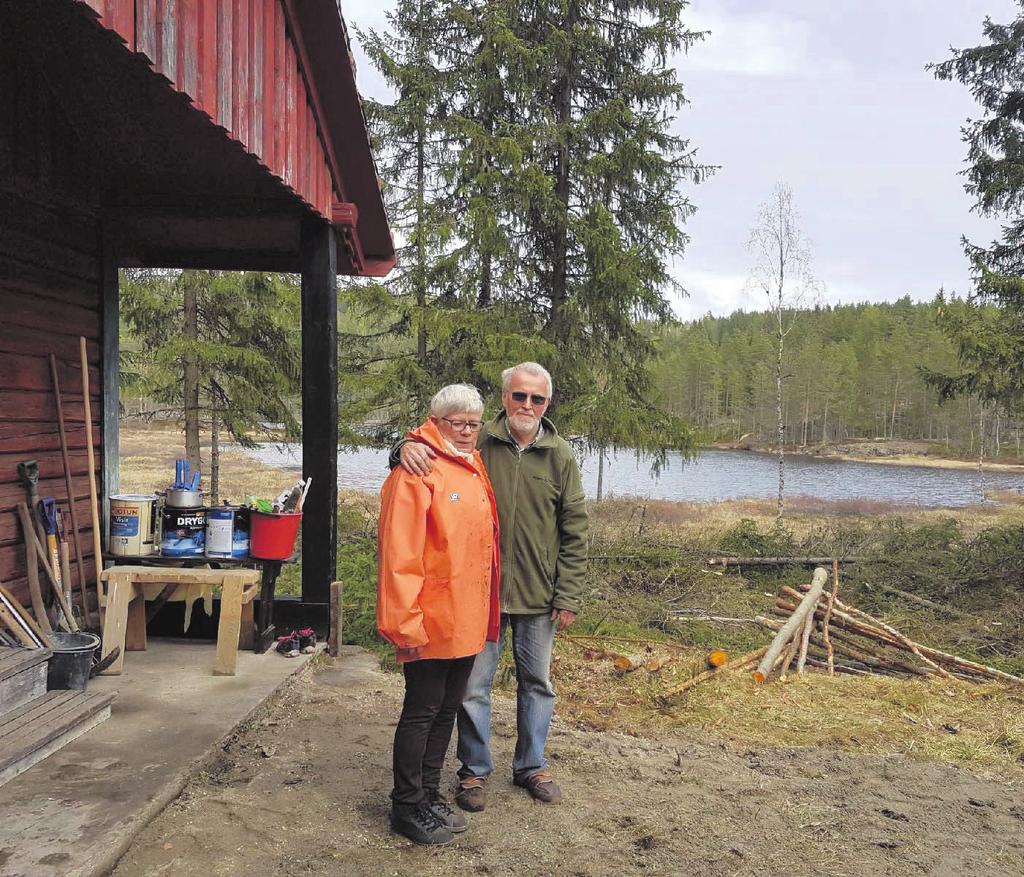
top-left (160, 506), bottom-right (207, 557)
top-left (205, 506), bottom-right (250, 558)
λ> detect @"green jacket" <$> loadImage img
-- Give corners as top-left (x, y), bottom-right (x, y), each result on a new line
top-left (392, 412), bottom-right (589, 614)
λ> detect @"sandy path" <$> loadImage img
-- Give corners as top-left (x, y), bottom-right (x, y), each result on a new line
top-left (111, 649), bottom-right (1024, 877)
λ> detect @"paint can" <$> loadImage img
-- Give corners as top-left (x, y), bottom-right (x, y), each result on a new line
top-left (108, 494), bottom-right (157, 556)
top-left (159, 506), bottom-right (207, 557)
top-left (205, 506), bottom-right (250, 559)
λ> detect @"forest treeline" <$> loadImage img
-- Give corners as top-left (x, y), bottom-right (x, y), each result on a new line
top-left (652, 296), bottom-right (1020, 457)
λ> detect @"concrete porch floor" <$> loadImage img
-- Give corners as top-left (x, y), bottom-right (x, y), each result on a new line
top-left (0, 638), bottom-right (315, 877)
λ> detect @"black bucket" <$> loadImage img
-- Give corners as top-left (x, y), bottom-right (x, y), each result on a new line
top-left (47, 631), bottom-right (101, 691)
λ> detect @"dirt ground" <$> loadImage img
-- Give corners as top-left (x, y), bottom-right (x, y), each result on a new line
top-left (110, 648), bottom-right (1024, 877)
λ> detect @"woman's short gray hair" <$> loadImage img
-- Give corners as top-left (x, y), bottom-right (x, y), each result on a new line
top-left (430, 383), bottom-right (485, 418)
top-left (501, 362), bottom-right (553, 396)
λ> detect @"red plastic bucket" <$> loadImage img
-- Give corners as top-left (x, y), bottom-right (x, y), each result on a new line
top-left (249, 511), bottom-right (302, 560)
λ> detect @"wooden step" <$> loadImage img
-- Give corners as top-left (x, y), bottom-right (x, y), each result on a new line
top-left (0, 689), bottom-right (114, 787)
top-left (0, 647), bottom-right (52, 720)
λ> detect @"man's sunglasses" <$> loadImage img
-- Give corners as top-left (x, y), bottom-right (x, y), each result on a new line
top-left (510, 391), bottom-right (548, 406)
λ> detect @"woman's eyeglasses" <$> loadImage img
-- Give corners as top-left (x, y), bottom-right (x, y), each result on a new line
top-left (440, 417), bottom-right (483, 432)
top-left (510, 391), bottom-right (548, 406)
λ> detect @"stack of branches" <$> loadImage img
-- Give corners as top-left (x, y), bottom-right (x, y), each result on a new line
top-left (754, 566), bottom-right (1024, 687)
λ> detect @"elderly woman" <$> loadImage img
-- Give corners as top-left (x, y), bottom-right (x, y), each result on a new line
top-left (377, 383), bottom-right (500, 846)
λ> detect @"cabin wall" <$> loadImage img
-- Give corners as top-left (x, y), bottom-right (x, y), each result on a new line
top-left (0, 24), bottom-right (105, 613)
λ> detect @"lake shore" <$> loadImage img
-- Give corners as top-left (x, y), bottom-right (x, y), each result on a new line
top-left (716, 439), bottom-right (1024, 473)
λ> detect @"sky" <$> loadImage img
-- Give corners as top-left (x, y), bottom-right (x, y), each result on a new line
top-left (342, 0), bottom-right (1020, 320)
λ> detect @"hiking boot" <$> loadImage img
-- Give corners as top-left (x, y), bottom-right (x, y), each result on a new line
top-left (390, 802), bottom-right (454, 846)
top-left (426, 789), bottom-right (468, 833)
top-left (297, 628), bottom-right (317, 654)
top-left (514, 770), bottom-right (563, 804)
top-left (275, 631), bottom-right (300, 657)
top-left (454, 776), bottom-right (487, 812)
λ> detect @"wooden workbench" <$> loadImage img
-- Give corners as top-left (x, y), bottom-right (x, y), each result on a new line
top-left (99, 566), bottom-right (261, 676)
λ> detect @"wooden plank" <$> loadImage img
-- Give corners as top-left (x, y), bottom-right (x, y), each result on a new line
top-left (0, 351), bottom-right (99, 396)
top-left (177, 0), bottom-right (200, 97)
top-left (300, 218), bottom-right (337, 604)
top-left (0, 661), bottom-right (48, 718)
top-left (251, 0), bottom-right (264, 157)
top-left (0, 391), bottom-right (94, 426)
top-left (216, 0), bottom-right (233, 131)
top-left (163, 0), bottom-right (180, 90)
top-left (136, 0), bottom-right (159, 64)
top-left (0, 702), bottom-right (110, 788)
top-left (98, 573), bottom-right (134, 675)
top-left (0, 647), bottom-right (49, 680)
top-left (284, 40), bottom-right (296, 186)
top-left (262, 0), bottom-right (277, 171)
top-left (0, 691), bottom-right (79, 740)
top-left (0, 287), bottom-right (101, 339)
top-left (214, 574), bottom-right (242, 675)
top-left (273, 0), bottom-right (286, 180)
top-left (233, 0), bottom-right (250, 147)
top-left (125, 595), bottom-right (147, 651)
top-left (196, 0), bottom-right (217, 116)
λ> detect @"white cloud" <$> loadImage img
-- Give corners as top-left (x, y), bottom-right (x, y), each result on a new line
top-left (681, 6), bottom-right (841, 78)
top-left (672, 268), bottom-right (754, 319)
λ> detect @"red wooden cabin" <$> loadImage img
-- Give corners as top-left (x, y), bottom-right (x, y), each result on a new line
top-left (0, 1), bottom-right (394, 625)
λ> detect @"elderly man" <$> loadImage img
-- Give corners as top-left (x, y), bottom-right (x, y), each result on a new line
top-left (395, 362), bottom-right (588, 809)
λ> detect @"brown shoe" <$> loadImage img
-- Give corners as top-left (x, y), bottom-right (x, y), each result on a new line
top-left (515, 770), bottom-right (562, 804)
top-left (454, 776), bottom-right (487, 812)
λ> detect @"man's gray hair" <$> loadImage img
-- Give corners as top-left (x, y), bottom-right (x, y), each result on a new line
top-left (501, 362), bottom-right (553, 396)
top-left (430, 383), bottom-right (485, 418)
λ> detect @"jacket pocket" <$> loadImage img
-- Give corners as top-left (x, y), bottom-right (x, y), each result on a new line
top-left (421, 577), bottom-right (455, 644)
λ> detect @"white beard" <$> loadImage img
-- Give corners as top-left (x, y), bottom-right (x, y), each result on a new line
top-left (509, 413), bottom-right (539, 436)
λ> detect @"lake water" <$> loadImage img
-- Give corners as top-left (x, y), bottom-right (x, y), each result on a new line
top-left (240, 443), bottom-right (1024, 508)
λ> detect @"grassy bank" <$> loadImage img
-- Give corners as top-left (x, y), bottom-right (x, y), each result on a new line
top-left (119, 425), bottom-right (1024, 776)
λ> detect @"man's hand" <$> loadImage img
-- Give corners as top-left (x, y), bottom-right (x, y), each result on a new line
top-left (550, 608), bottom-right (577, 632)
top-left (395, 646), bottom-right (424, 661)
top-left (399, 441), bottom-right (436, 476)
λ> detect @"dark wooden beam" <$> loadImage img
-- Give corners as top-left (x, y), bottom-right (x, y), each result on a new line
top-left (300, 218), bottom-right (337, 605)
top-left (100, 228), bottom-right (119, 547)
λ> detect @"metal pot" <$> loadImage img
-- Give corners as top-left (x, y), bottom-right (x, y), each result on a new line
top-left (165, 487), bottom-right (204, 508)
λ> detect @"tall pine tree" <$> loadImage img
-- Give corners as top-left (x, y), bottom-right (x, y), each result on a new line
top-left (928, 5), bottom-right (1024, 416)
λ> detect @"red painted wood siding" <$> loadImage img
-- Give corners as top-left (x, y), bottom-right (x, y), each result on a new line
top-left (81, 0), bottom-right (336, 219)
top-left (0, 45), bottom-right (104, 610)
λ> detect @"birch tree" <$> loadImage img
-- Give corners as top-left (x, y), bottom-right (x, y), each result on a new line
top-left (747, 184), bottom-right (820, 520)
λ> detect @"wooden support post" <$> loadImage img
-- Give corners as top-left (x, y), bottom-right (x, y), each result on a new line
top-left (329, 580), bottom-right (342, 657)
top-left (214, 575), bottom-right (244, 676)
top-left (101, 232), bottom-right (120, 570)
top-left (300, 218), bottom-right (338, 606)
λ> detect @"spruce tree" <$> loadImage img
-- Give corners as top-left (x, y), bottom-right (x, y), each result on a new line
top-left (121, 269), bottom-right (301, 500)
top-left (927, 5), bottom-right (1024, 416)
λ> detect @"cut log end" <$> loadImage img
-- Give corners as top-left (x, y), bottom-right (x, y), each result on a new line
top-left (706, 649), bottom-right (728, 669)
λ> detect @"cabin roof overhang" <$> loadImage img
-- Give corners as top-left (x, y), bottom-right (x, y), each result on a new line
top-left (14, 0), bottom-right (395, 276)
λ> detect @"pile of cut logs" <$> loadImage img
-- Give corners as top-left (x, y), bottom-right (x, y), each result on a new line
top-left (755, 566), bottom-right (1024, 686)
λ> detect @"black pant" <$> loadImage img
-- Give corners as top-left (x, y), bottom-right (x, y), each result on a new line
top-left (392, 655), bottom-right (476, 804)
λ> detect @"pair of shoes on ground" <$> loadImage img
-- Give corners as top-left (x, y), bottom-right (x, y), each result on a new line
top-left (454, 770), bottom-right (563, 812)
top-left (275, 628), bottom-right (316, 657)
top-left (391, 790), bottom-right (467, 846)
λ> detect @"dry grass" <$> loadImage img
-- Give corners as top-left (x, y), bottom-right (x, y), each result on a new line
top-left (549, 638), bottom-right (1024, 775)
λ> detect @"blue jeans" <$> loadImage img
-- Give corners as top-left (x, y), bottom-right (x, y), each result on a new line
top-left (456, 612), bottom-right (557, 782)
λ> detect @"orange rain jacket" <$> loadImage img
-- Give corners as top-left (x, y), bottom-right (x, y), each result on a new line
top-left (377, 419), bottom-right (501, 660)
